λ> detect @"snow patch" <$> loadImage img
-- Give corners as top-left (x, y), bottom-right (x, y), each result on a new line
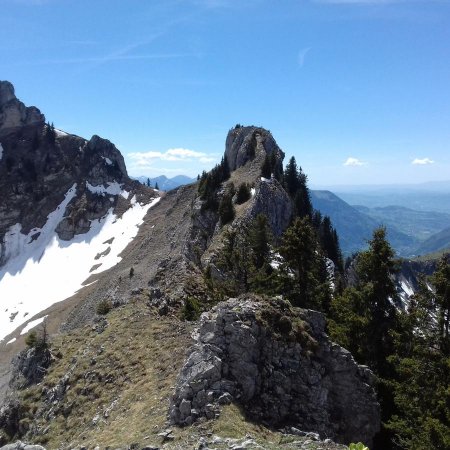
top-left (0, 188), bottom-right (160, 342)
top-left (86, 181), bottom-right (127, 198)
top-left (261, 177), bottom-right (270, 182)
top-left (102, 156), bottom-right (113, 165)
top-left (6, 337), bottom-right (16, 345)
top-left (55, 128), bottom-right (68, 137)
top-left (0, 143), bottom-right (3, 161)
top-left (401, 280), bottom-right (414, 297)
top-left (20, 316), bottom-right (48, 335)
top-left (251, 188), bottom-right (256, 197)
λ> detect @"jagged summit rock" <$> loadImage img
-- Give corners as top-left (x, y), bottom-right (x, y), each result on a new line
top-left (0, 81), bottom-right (45, 133)
top-left (225, 125), bottom-right (284, 172)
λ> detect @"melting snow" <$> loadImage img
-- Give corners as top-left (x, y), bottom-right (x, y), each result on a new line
top-left (401, 280), bottom-right (414, 297)
top-left (55, 128), bottom-right (68, 137)
top-left (0, 186), bottom-right (160, 341)
top-left (86, 181), bottom-right (127, 198)
top-left (20, 316), bottom-right (48, 335)
top-left (0, 143), bottom-right (3, 161)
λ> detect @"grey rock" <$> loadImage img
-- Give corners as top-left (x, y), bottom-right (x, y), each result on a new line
top-left (0, 442), bottom-right (46, 450)
top-left (224, 126), bottom-right (284, 173)
top-left (170, 295), bottom-right (380, 446)
top-left (9, 346), bottom-right (52, 389)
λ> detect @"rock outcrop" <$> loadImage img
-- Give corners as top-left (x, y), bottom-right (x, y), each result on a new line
top-left (0, 81), bottom-right (154, 267)
top-left (246, 177), bottom-right (292, 238)
top-left (0, 82), bottom-right (44, 133)
top-left (170, 295), bottom-right (380, 446)
top-left (225, 126), bottom-right (284, 172)
top-left (9, 347), bottom-right (52, 390)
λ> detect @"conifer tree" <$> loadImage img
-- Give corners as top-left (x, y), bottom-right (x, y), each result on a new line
top-left (279, 217), bottom-right (326, 309)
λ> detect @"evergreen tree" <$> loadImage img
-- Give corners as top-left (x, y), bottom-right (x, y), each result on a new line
top-left (284, 156), bottom-right (299, 196)
top-left (248, 214), bottom-right (271, 270)
top-left (279, 217), bottom-right (328, 309)
top-left (146, 178), bottom-right (151, 187)
top-left (236, 183), bottom-right (251, 204)
top-left (218, 192), bottom-right (235, 225)
top-left (155, 182), bottom-right (159, 190)
top-left (387, 257), bottom-right (450, 449)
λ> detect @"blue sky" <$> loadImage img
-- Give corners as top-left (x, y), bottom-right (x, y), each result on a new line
top-left (1, 0), bottom-right (449, 185)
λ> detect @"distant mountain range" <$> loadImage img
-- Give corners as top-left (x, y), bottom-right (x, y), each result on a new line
top-left (415, 226), bottom-right (450, 256)
top-left (133, 175), bottom-right (196, 191)
top-left (310, 190), bottom-right (450, 257)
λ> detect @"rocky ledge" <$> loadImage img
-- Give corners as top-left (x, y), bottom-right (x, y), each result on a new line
top-left (170, 295), bottom-right (380, 447)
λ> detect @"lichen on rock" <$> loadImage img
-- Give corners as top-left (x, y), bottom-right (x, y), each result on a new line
top-left (170, 294), bottom-right (380, 446)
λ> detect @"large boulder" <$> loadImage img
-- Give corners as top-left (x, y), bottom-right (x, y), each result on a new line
top-left (170, 295), bottom-right (380, 446)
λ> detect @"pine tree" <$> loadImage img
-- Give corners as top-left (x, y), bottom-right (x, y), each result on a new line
top-left (155, 182), bottom-right (159, 190)
top-left (387, 257), bottom-right (450, 449)
top-left (279, 217), bottom-right (326, 309)
top-left (284, 156), bottom-right (299, 196)
top-left (236, 183), bottom-right (251, 204)
top-left (218, 192), bottom-right (235, 225)
top-left (146, 178), bottom-right (151, 187)
top-left (248, 214), bottom-right (271, 270)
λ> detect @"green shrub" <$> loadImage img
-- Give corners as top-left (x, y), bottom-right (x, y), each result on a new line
top-left (348, 443), bottom-right (369, 450)
top-left (181, 297), bottom-right (202, 321)
top-left (25, 331), bottom-right (38, 348)
top-left (219, 193), bottom-right (235, 225)
top-left (236, 183), bottom-right (251, 204)
top-left (96, 299), bottom-right (112, 315)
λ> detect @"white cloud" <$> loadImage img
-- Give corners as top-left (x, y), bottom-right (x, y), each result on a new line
top-left (343, 157), bottom-right (367, 166)
top-left (412, 157), bottom-right (434, 165)
top-left (128, 148), bottom-right (216, 166)
top-left (298, 47), bottom-right (311, 67)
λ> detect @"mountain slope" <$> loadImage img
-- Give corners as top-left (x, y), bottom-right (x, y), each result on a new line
top-left (310, 190), bottom-right (417, 256)
top-left (0, 81), bottom-right (159, 342)
top-left (415, 226), bottom-right (450, 256)
top-left (353, 205), bottom-right (450, 242)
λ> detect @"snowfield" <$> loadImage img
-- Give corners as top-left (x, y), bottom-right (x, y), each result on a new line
top-left (0, 186), bottom-right (160, 342)
top-left (0, 143), bottom-right (3, 161)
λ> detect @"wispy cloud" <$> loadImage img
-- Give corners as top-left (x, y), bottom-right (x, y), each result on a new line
top-left (343, 157), bottom-right (367, 166)
top-left (412, 157), bottom-right (434, 165)
top-left (298, 47), bottom-right (311, 68)
top-left (129, 148), bottom-right (217, 166)
top-left (7, 53), bottom-right (200, 67)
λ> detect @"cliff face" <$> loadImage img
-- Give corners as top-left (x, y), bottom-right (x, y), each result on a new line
top-left (0, 81), bottom-right (155, 267)
top-left (0, 82), bottom-right (44, 132)
top-left (0, 81), bottom-right (157, 346)
top-left (170, 296), bottom-right (380, 446)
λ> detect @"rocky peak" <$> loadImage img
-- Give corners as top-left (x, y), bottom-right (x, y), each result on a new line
top-left (225, 125), bottom-right (285, 172)
top-left (0, 82), bottom-right (154, 267)
top-left (0, 81), bottom-right (45, 133)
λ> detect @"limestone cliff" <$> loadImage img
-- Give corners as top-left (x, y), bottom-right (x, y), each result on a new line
top-left (170, 295), bottom-right (380, 446)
